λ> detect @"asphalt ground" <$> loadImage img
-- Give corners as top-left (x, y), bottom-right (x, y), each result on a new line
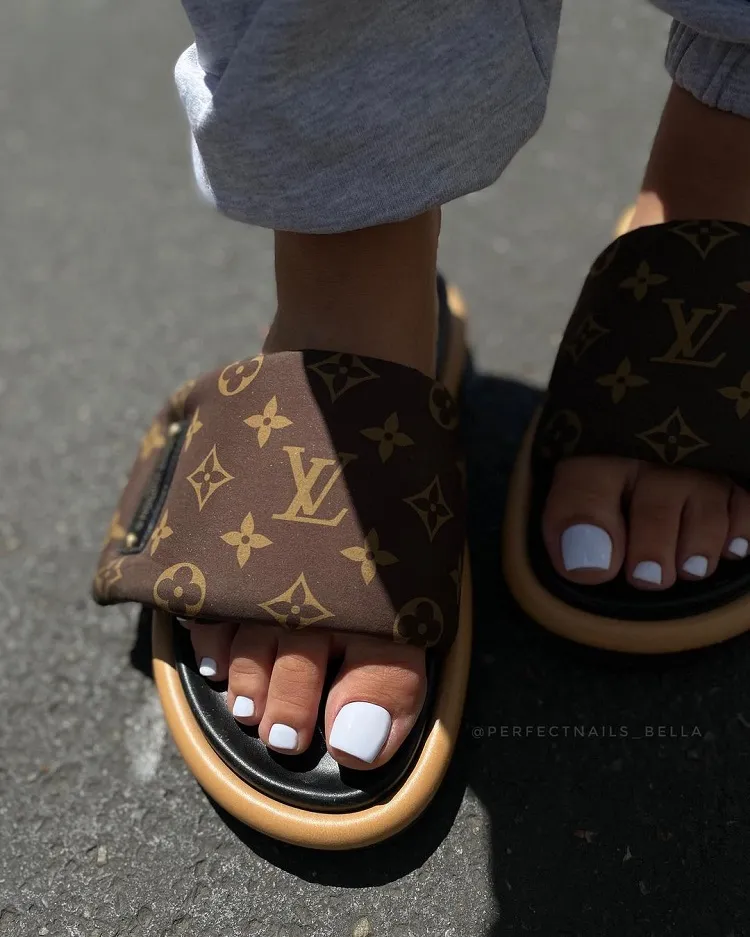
top-left (3, 2), bottom-right (749, 935)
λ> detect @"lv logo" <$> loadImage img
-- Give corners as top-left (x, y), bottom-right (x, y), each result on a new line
top-left (273, 447), bottom-right (357, 526)
top-left (651, 299), bottom-right (734, 368)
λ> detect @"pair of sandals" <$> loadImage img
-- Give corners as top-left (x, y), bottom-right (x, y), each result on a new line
top-left (94, 220), bottom-right (750, 850)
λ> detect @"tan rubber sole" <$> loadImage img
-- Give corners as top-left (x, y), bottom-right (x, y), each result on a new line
top-left (504, 409), bottom-right (750, 654)
top-left (151, 286), bottom-right (473, 848)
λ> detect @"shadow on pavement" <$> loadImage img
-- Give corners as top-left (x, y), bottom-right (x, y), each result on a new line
top-left (131, 370), bottom-right (750, 926)
top-left (461, 371), bottom-right (750, 936)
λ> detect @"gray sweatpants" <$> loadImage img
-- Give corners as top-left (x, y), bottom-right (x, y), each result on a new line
top-left (175, 1), bottom-right (750, 234)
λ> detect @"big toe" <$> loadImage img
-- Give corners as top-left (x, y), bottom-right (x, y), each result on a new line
top-left (325, 637), bottom-right (426, 770)
top-left (543, 455), bottom-right (633, 585)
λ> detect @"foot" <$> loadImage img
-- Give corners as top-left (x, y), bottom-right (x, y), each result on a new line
top-left (543, 455), bottom-right (750, 590)
top-left (183, 211), bottom-right (442, 768)
top-left (182, 619), bottom-right (426, 767)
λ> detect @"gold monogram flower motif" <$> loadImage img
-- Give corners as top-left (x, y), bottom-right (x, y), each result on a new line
top-left (139, 420), bottom-right (166, 461)
top-left (671, 220), bottom-right (738, 259)
top-left (596, 357), bottom-right (649, 404)
top-left (217, 355), bottom-right (264, 396)
top-left (169, 378), bottom-right (196, 418)
top-left (636, 408), bottom-right (708, 465)
top-left (184, 407), bottom-right (203, 451)
top-left (429, 383), bottom-right (459, 430)
top-left (221, 510), bottom-right (272, 568)
top-left (393, 598), bottom-right (444, 648)
top-left (619, 261), bottom-right (668, 301)
top-left (537, 409), bottom-right (582, 460)
top-left (341, 530), bottom-right (398, 585)
top-left (307, 353), bottom-right (378, 403)
top-left (360, 413), bottom-right (413, 463)
top-left (149, 510), bottom-right (173, 557)
top-left (94, 557), bottom-right (124, 599)
top-left (153, 562), bottom-right (206, 617)
top-left (719, 371), bottom-right (750, 419)
top-left (404, 476), bottom-right (453, 541)
top-left (104, 510), bottom-right (126, 545)
top-left (258, 573), bottom-right (333, 629)
top-left (244, 396), bottom-right (292, 448)
top-left (186, 444), bottom-right (234, 511)
top-left (563, 315), bottom-right (610, 364)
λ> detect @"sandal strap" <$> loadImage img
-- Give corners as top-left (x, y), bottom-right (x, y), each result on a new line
top-left (534, 220), bottom-right (750, 482)
top-left (93, 350), bottom-right (465, 653)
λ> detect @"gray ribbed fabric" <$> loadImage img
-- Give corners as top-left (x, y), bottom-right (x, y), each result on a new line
top-left (174, 0), bottom-right (750, 233)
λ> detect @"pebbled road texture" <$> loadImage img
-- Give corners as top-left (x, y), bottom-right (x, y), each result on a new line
top-left (2, 2), bottom-right (749, 935)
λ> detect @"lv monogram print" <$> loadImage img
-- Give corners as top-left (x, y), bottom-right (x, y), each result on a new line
top-left (534, 219), bottom-right (750, 484)
top-left (92, 350), bottom-right (465, 653)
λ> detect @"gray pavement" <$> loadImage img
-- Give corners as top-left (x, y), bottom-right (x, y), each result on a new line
top-left (3, 2), bottom-right (748, 935)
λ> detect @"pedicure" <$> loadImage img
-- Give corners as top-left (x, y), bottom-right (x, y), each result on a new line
top-left (561, 524), bottom-right (612, 571)
top-left (268, 723), bottom-right (298, 751)
top-left (329, 701), bottom-right (392, 764)
top-left (632, 561), bottom-right (662, 585)
top-left (682, 555), bottom-right (708, 578)
top-left (232, 696), bottom-right (255, 719)
top-left (199, 656), bottom-right (218, 678)
top-left (729, 537), bottom-right (749, 558)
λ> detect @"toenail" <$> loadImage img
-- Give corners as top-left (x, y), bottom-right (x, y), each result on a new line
top-left (682, 555), bottom-right (708, 578)
top-left (232, 696), bottom-right (255, 719)
top-left (268, 723), bottom-right (298, 751)
top-left (560, 524), bottom-right (612, 571)
top-left (329, 701), bottom-right (392, 764)
top-left (729, 537), bottom-right (749, 558)
top-left (632, 561), bottom-right (662, 585)
top-left (199, 657), bottom-right (218, 678)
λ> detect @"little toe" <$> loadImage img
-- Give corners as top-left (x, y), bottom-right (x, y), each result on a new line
top-left (725, 485), bottom-right (750, 560)
top-left (677, 473), bottom-right (731, 581)
top-left (187, 620), bottom-right (237, 682)
top-left (542, 455), bottom-right (632, 585)
top-left (227, 622), bottom-right (277, 725)
top-left (259, 632), bottom-right (330, 755)
top-left (325, 636), bottom-right (426, 770)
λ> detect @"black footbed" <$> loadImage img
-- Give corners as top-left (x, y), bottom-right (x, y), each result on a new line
top-left (527, 461), bottom-right (750, 621)
top-left (173, 271), bottom-right (457, 813)
top-left (175, 621), bottom-right (438, 811)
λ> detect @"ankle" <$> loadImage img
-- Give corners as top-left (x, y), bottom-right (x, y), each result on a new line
top-left (267, 210), bottom-right (441, 376)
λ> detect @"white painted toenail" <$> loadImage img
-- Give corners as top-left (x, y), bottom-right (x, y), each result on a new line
top-left (561, 524), bottom-right (612, 571)
top-left (729, 537), bottom-right (749, 558)
top-left (268, 723), bottom-right (298, 751)
top-left (329, 701), bottom-right (392, 764)
top-left (232, 696), bottom-right (255, 719)
top-left (199, 657), bottom-right (217, 678)
top-left (682, 555), bottom-right (708, 578)
top-left (633, 561), bottom-right (662, 585)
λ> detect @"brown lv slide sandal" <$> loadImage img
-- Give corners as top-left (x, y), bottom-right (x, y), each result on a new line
top-left (92, 277), bottom-right (472, 849)
top-left (505, 219), bottom-right (750, 654)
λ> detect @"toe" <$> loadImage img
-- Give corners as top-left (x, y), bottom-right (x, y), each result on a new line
top-left (542, 455), bottom-right (632, 585)
top-left (187, 620), bottom-right (236, 681)
top-left (325, 637), bottom-right (426, 770)
top-left (227, 623), bottom-right (277, 725)
top-left (725, 485), bottom-right (750, 560)
top-left (259, 632), bottom-right (330, 755)
top-left (677, 473), bottom-right (731, 580)
top-left (626, 466), bottom-right (689, 590)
